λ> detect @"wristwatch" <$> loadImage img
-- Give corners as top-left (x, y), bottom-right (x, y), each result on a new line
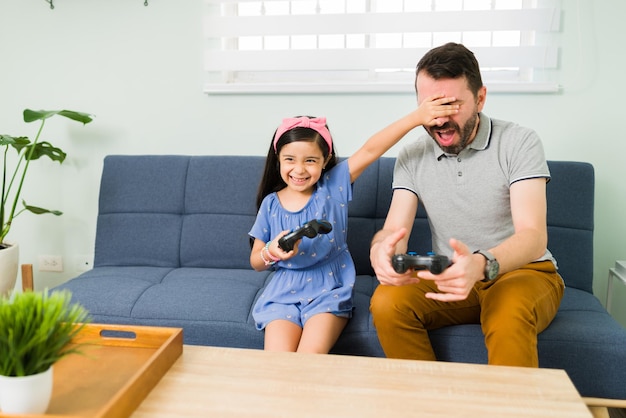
top-left (474, 250), bottom-right (500, 281)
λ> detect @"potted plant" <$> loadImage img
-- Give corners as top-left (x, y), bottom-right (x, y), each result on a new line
top-left (0, 109), bottom-right (94, 295)
top-left (0, 289), bottom-right (90, 414)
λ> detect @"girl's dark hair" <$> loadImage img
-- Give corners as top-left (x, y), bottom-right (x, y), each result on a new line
top-left (415, 42), bottom-right (484, 97)
top-left (255, 118), bottom-right (337, 210)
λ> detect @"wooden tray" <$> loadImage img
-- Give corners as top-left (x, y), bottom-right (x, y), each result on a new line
top-left (3, 323), bottom-right (183, 418)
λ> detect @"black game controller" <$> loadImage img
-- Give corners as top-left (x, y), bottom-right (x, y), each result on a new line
top-left (392, 252), bottom-right (451, 274)
top-left (278, 219), bottom-right (333, 252)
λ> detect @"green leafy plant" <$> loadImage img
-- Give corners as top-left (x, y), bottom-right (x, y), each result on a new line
top-left (1, 109), bottom-right (94, 247)
top-left (0, 290), bottom-right (91, 376)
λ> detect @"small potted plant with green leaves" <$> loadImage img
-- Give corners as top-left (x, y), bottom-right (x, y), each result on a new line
top-left (0, 290), bottom-right (91, 414)
top-left (0, 109), bottom-right (93, 295)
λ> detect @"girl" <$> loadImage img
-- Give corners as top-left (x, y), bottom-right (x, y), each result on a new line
top-left (249, 96), bottom-right (459, 353)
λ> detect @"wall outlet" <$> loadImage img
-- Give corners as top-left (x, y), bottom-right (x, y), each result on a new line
top-left (74, 254), bottom-right (94, 272)
top-left (38, 255), bottom-right (63, 272)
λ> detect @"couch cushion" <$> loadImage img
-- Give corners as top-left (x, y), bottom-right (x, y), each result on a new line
top-left (331, 276), bottom-right (384, 357)
top-left (95, 155), bottom-right (190, 268)
top-left (132, 268), bottom-right (267, 323)
top-left (54, 267), bottom-right (174, 317)
top-left (181, 156), bottom-right (264, 269)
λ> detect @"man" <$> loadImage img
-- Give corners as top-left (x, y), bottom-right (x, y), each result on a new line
top-left (369, 43), bottom-right (564, 367)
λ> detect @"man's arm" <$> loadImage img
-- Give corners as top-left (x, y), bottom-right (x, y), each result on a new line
top-left (487, 177), bottom-right (548, 273)
top-left (370, 189), bottom-right (421, 285)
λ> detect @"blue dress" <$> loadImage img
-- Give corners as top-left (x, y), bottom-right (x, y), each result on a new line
top-left (249, 160), bottom-right (355, 330)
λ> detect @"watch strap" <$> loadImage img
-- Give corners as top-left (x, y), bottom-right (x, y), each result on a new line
top-left (473, 249), bottom-right (498, 281)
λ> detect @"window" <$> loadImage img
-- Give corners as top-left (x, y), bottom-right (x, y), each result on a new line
top-left (203, 0), bottom-right (561, 94)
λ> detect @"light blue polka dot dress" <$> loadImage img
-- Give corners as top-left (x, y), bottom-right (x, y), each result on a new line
top-left (249, 160), bottom-right (355, 330)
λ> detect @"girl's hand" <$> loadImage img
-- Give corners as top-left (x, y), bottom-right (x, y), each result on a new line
top-left (415, 93), bottom-right (459, 127)
top-left (251, 233), bottom-right (299, 271)
top-left (268, 231), bottom-right (298, 261)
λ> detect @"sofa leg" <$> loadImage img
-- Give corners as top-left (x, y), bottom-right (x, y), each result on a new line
top-left (588, 406), bottom-right (609, 418)
top-left (21, 264), bottom-right (33, 291)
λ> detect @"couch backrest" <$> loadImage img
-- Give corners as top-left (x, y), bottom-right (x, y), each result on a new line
top-left (95, 156), bottom-right (594, 293)
top-left (95, 155), bottom-right (264, 270)
top-left (545, 161), bottom-right (595, 292)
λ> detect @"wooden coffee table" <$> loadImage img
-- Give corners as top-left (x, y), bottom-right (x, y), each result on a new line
top-left (130, 345), bottom-right (591, 417)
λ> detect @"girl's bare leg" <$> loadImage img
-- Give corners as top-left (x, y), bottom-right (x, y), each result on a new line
top-left (264, 319), bottom-right (302, 352)
top-left (297, 313), bottom-right (348, 354)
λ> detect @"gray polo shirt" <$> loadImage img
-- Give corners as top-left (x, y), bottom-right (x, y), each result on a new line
top-left (393, 112), bottom-right (556, 265)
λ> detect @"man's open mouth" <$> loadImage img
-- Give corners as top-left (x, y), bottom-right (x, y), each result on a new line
top-left (435, 129), bottom-right (456, 147)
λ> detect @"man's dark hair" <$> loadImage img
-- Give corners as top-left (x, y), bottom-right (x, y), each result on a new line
top-left (415, 42), bottom-right (483, 97)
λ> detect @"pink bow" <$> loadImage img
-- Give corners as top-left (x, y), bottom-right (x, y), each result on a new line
top-left (273, 117), bottom-right (333, 153)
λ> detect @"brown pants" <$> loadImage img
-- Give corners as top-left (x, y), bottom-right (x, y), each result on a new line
top-left (370, 261), bottom-right (565, 367)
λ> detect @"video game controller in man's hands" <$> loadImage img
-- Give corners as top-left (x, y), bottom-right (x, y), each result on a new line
top-left (392, 252), bottom-right (451, 274)
top-left (278, 219), bottom-right (333, 252)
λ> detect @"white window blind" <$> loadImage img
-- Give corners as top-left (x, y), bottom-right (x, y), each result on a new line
top-left (203, 0), bottom-right (561, 94)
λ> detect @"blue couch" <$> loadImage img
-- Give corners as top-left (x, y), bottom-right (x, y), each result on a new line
top-left (55, 155), bottom-right (626, 401)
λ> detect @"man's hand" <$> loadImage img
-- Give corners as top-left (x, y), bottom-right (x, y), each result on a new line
top-left (418, 238), bottom-right (486, 301)
top-left (370, 228), bottom-right (421, 286)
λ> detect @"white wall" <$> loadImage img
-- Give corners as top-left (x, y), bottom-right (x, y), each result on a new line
top-left (2, 1), bottom-right (626, 325)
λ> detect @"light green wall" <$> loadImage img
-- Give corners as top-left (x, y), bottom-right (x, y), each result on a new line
top-left (2, 1), bottom-right (626, 325)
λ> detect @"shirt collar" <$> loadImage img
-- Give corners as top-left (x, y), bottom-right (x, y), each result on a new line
top-left (468, 112), bottom-right (492, 151)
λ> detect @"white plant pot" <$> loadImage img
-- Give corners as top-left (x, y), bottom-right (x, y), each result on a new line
top-left (0, 366), bottom-right (53, 414)
top-left (0, 241), bottom-right (18, 296)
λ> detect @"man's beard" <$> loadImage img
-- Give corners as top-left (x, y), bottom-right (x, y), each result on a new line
top-left (427, 112), bottom-right (479, 155)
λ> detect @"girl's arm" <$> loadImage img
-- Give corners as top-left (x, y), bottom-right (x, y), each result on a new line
top-left (249, 234), bottom-right (297, 271)
top-left (347, 94), bottom-right (459, 183)
top-left (250, 238), bottom-right (271, 271)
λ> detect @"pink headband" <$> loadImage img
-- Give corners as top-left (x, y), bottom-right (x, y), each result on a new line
top-left (273, 117), bottom-right (333, 153)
